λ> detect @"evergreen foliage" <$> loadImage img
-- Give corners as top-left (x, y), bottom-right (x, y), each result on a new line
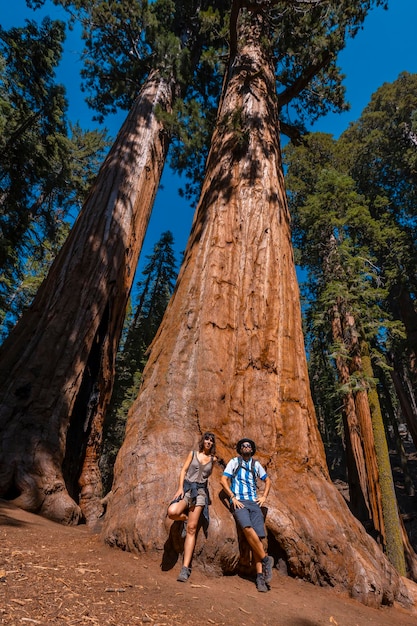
top-left (41, 1), bottom-right (389, 204)
top-left (0, 221), bottom-right (70, 341)
top-left (284, 129), bottom-right (406, 442)
top-left (0, 18), bottom-right (109, 332)
top-left (49, 0), bottom-right (229, 202)
top-left (339, 73), bottom-right (417, 369)
top-left (100, 231), bottom-right (178, 492)
top-left (284, 73), bottom-right (417, 566)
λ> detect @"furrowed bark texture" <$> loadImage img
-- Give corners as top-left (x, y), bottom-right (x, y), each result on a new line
top-left (330, 302), bottom-right (378, 526)
top-left (330, 300), bottom-right (387, 544)
top-left (0, 71), bottom-right (173, 524)
top-left (103, 10), bottom-right (412, 608)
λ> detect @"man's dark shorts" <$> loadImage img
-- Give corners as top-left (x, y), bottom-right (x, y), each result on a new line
top-left (233, 499), bottom-right (266, 538)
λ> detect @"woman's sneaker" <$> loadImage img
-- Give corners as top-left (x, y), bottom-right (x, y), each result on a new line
top-left (256, 573), bottom-right (268, 592)
top-left (177, 566), bottom-right (191, 582)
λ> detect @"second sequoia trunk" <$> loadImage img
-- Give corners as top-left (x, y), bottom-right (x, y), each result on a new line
top-left (103, 9), bottom-right (411, 608)
top-left (0, 71), bottom-right (173, 524)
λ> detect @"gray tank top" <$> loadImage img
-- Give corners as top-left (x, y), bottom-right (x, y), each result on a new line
top-left (185, 451), bottom-right (213, 484)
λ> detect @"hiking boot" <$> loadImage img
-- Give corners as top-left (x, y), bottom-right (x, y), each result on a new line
top-left (181, 521), bottom-right (188, 539)
top-left (262, 555), bottom-right (274, 584)
top-left (177, 566), bottom-right (191, 582)
top-left (256, 573), bottom-right (268, 592)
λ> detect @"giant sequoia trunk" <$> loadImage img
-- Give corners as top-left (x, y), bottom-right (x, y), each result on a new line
top-left (0, 70), bottom-right (173, 524)
top-left (103, 9), bottom-right (412, 608)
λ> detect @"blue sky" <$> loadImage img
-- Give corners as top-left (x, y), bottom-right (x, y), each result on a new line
top-left (2, 0), bottom-right (417, 276)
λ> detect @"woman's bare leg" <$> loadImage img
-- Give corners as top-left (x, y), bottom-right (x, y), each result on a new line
top-left (183, 505), bottom-right (203, 568)
top-left (167, 499), bottom-right (188, 521)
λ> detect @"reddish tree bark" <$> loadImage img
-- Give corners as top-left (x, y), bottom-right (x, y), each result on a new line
top-left (103, 9), bottom-right (412, 608)
top-left (0, 71), bottom-right (173, 524)
top-left (329, 298), bottom-right (413, 577)
top-left (330, 300), bottom-right (383, 533)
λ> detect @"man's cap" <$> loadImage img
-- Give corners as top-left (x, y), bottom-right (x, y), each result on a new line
top-left (236, 438), bottom-right (256, 454)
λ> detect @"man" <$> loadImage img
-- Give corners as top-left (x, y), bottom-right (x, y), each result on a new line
top-left (220, 438), bottom-right (274, 592)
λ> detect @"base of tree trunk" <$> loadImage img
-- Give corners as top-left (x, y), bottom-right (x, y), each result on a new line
top-left (265, 467), bottom-right (410, 608)
top-left (11, 481), bottom-right (81, 526)
top-left (103, 462), bottom-right (414, 608)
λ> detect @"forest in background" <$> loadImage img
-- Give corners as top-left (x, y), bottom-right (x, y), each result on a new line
top-left (1, 0), bottom-right (417, 608)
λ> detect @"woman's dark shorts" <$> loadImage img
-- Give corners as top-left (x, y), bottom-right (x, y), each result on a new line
top-left (184, 487), bottom-right (206, 507)
top-left (233, 499), bottom-right (265, 538)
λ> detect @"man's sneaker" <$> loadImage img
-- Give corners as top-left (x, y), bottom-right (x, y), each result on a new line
top-left (262, 555), bottom-right (274, 584)
top-left (256, 573), bottom-right (268, 592)
top-left (177, 566), bottom-right (191, 582)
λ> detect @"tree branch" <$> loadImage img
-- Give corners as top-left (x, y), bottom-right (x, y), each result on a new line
top-left (229, 0), bottom-right (242, 57)
top-left (278, 49), bottom-right (333, 108)
top-left (278, 120), bottom-right (305, 145)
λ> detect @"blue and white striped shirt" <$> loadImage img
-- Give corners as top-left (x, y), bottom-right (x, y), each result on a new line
top-left (223, 456), bottom-right (267, 501)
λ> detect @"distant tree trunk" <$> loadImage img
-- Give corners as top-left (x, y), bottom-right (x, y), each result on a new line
top-left (359, 347), bottom-right (407, 576)
top-left (388, 352), bottom-right (417, 450)
top-left (334, 301), bottom-right (408, 576)
top-left (399, 289), bottom-right (417, 376)
top-left (0, 70), bottom-right (173, 524)
top-left (103, 9), bottom-right (411, 608)
top-left (390, 285), bottom-right (417, 385)
top-left (347, 327), bottom-right (386, 544)
top-left (377, 366), bottom-right (415, 498)
top-left (329, 300), bottom-right (382, 531)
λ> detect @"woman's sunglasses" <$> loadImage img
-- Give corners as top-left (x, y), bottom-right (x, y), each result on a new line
top-left (204, 436), bottom-right (214, 443)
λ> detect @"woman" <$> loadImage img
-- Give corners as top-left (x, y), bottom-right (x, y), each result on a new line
top-left (167, 432), bottom-right (217, 582)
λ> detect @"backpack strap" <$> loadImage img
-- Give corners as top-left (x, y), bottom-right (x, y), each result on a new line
top-left (232, 456), bottom-right (257, 482)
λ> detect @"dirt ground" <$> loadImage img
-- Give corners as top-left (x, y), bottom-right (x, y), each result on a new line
top-left (1, 500), bottom-right (417, 626)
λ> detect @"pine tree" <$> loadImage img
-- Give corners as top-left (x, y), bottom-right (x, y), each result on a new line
top-left (0, 19), bottom-right (108, 325)
top-left (339, 72), bottom-right (417, 435)
top-left (0, 221), bottom-right (70, 340)
top-left (284, 131), bottom-right (412, 574)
